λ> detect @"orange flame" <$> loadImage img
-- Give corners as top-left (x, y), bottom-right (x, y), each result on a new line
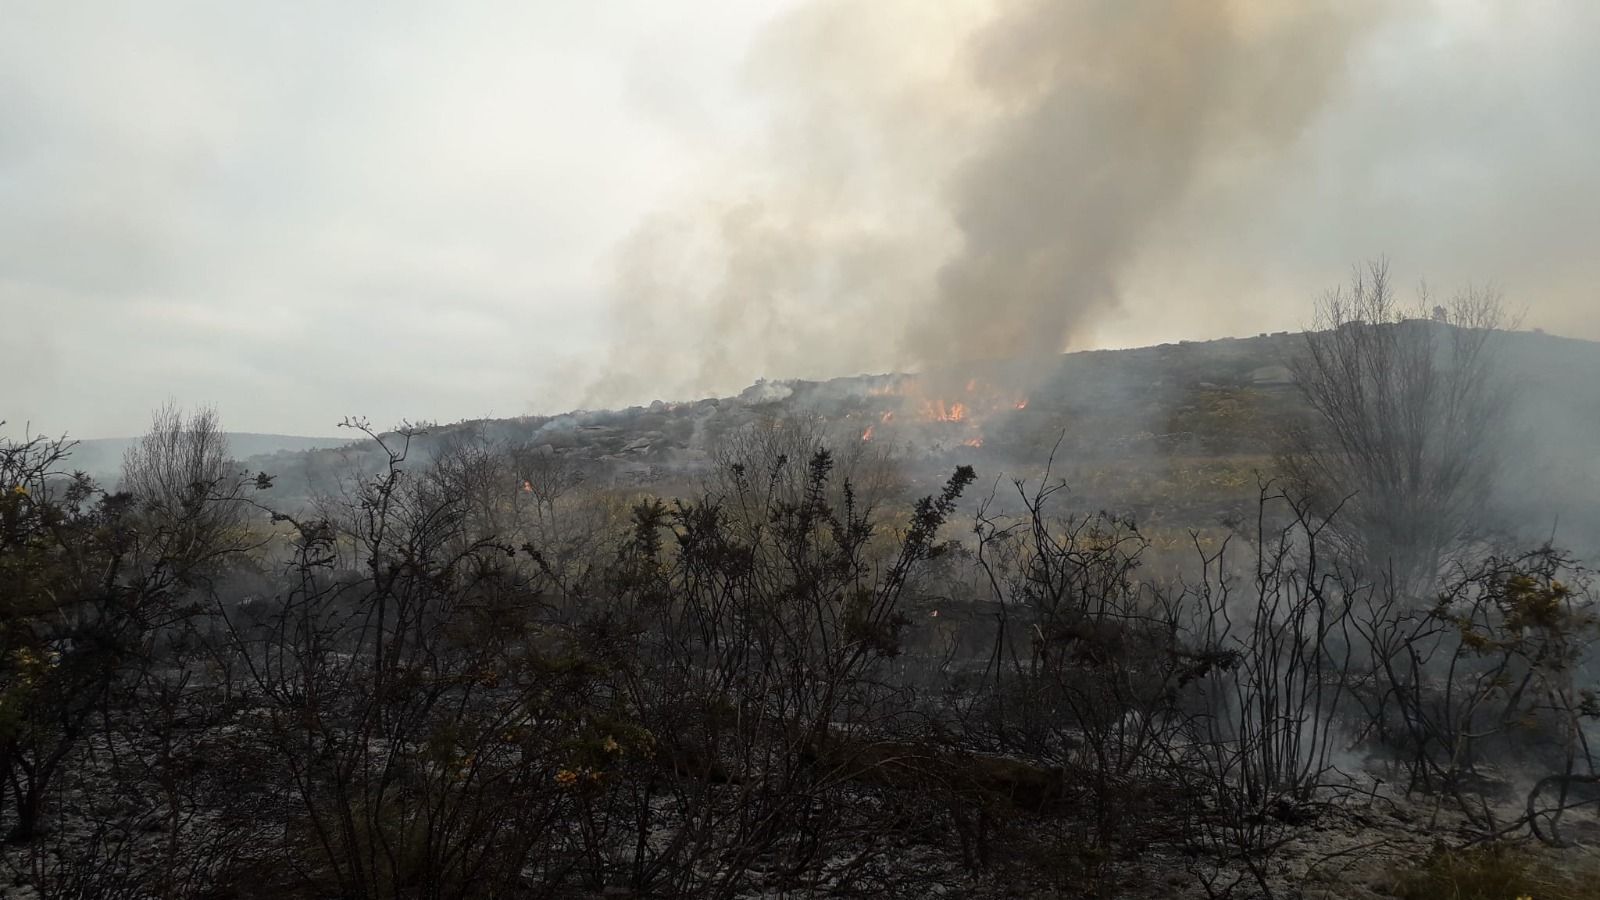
top-left (962, 436), bottom-right (984, 448)
top-left (921, 400), bottom-right (967, 422)
top-left (860, 425), bottom-right (875, 441)
top-left (865, 375), bottom-right (1026, 431)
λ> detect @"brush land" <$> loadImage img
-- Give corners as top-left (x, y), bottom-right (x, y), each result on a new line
top-left (4, 325), bottom-right (1599, 899)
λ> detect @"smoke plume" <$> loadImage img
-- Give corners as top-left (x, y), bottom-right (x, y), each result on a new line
top-left (587, 0), bottom-right (1385, 407)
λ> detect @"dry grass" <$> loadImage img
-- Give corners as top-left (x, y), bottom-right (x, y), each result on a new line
top-left (1392, 842), bottom-right (1600, 900)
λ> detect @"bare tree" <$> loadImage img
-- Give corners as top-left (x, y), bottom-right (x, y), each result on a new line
top-left (1278, 259), bottom-right (1511, 593)
top-left (120, 403), bottom-right (247, 568)
top-left (121, 403), bottom-right (231, 500)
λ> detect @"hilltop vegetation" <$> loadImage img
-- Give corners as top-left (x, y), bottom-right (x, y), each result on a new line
top-left (254, 325), bottom-right (1600, 558)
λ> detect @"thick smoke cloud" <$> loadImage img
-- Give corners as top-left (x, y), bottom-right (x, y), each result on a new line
top-left (586, 0), bottom-right (981, 405)
top-left (6, 2), bottom-right (1600, 435)
top-left (588, 0), bottom-right (1386, 405)
top-left (916, 1), bottom-right (1372, 364)
top-left (589, 0), bottom-right (1600, 410)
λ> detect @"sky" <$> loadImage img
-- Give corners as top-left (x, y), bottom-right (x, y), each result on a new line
top-left (2, 1), bottom-right (1597, 438)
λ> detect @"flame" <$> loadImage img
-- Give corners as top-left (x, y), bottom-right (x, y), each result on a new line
top-left (921, 399), bottom-right (967, 422)
top-left (861, 376), bottom-right (1026, 445)
top-left (520, 480), bottom-right (534, 493)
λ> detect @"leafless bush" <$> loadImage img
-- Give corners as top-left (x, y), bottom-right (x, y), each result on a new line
top-left (1279, 259), bottom-right (1511, 591)
top-left (1171, 482), bottom-right (1361, 898)
top-left (967, 462), bottom-right (1190, 850)
top-left (1353, 545), bottom-right (1599, 834)
top-left (9, 403), bottom-right (1597, 898)
top-left (120, 403), bottom-right (253, 571)
top-left (1, 416), bottom-right (260, 849)
top-left (586, 446), bottom-right (976, 896)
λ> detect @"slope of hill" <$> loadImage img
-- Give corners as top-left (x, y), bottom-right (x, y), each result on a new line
top-left (56, 433), bottom-right (353, 481)
top-left (245, 328), bottom-right (1600, 552)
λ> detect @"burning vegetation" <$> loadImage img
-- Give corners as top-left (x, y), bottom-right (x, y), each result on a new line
top-left (852, 374), bottom-right (1031, 454)
top-left (5, 280), bottom-right (1600, 898)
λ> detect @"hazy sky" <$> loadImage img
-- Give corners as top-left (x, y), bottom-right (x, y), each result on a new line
top-left (3, 1), bottom-right (1597, 438)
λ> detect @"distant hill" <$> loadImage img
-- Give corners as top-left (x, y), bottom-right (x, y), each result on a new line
top-left (221, 328), bottom-right (1599, 556)
top-left (58, 433), bottom-right (353, 481)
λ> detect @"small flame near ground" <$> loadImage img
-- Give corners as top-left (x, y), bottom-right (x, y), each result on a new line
top-left (858, 374), bottom-right (1027, 449)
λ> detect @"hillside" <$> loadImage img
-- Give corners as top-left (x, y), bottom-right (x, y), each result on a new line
top-left (58, 432), bottom-right (353, 481)
top-left (251, 327), bottom-right (1600, 553)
